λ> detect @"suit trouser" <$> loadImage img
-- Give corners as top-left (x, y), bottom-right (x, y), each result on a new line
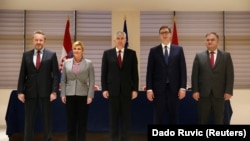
top-left (109, 96), bottom-right (131, 141)
top-left (24, 97), bottom-right (52, 141)
top-left (153, 84), bottom-right (179, 124)
top-left (198, 93), bottom-right (225, 124)
top-left (66, 96), bottom-right (88, 141)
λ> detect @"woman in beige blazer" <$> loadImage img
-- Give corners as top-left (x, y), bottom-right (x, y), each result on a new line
top-left (60, 41), bottom-right (95, 141)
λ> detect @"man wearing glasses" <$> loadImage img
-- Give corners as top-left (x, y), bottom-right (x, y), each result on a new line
top-left (146, 25), bottom-right (187, 124)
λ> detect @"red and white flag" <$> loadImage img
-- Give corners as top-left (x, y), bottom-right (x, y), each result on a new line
top-left (59, 18), bottom-right (73, 72)
top-left (172, 15), bottom-right (179, 45)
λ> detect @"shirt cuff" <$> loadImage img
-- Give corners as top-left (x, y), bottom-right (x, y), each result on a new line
top-left (180, 88), bottom-right (186, 91)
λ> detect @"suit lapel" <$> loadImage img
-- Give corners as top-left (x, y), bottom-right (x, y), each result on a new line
top-left (39, 49), bottom-right (47, 70)
top-left (68, 58), bottom-right (74, 74)
top-left (122, 49), bottom-right (129, 68)
top-left (165, 44), bottom-right (175, 65)
top-left (156, 45), bottom-right (165, 64)
top-left (66, 58), bottom-right (77, 78)
top-left (112, 48), bottom-right (120, 68)
top-left (78, 58), bottom-right (85, 76)
top-left (168, 45), bottom-right (174, 63)
top-left (205, 51), bottom-right (212, 69)
top-left (214, 50), bottom-right (221, 69)
top-left (30, 50), bottom-right (36, 70)
top-left (206, 50), bottom-right (216, 70)
top-left (206, 50), bottom-right (221, 70)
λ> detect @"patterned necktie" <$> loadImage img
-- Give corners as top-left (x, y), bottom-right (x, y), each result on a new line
top-left (164, 46), bottom-right (168, 64)
top-left (117, 50), bottom-right (122, 68)
top-left (36, 51), bottom-right (41, 70)
top-left (210, 51), bottom-right (215, 68)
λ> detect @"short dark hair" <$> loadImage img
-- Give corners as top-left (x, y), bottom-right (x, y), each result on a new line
top-left (205, 32), bottom-right (219, 39)
top-left (33, 30), bottom-right (46, 40)
top-left (159, 25), bottom-right (171, 33)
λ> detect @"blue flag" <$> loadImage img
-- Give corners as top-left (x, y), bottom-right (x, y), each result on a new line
top-left (123, 19), bottom-right (129, 48)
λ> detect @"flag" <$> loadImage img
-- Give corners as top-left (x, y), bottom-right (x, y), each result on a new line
top-left (172, 14), bottom-right (179, 45)
top-left (123, 18), bottom-right (129, 48)
top-left (59, 18), bottom-right (73, 72)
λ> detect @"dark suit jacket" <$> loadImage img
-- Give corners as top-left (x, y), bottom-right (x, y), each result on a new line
top-left (101, 47), bottom-right (139, 96)
top-left (146, 44), bottom-right (187, 95)
top-left (17, 49), bottom-right (60, 98)
top-left (191, 49), bottom-right (234, 98)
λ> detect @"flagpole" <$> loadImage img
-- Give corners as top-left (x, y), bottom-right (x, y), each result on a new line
top-left (173, 11), bottom-right (176, 22)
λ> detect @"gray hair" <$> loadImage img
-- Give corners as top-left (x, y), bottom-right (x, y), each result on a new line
top-left (114, 31), bottom-right (127, 39)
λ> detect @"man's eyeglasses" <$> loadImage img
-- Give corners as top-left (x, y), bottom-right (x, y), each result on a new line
top-left (160, 31), bottom-right (170, 35)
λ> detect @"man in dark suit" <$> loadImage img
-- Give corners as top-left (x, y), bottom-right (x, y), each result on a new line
top-left (101, 31), bottom-right (139, 141)
top-left (191, 32), bottom-right (234, 124)
top-left (17, 30), bottom-right (60, 141)
top-left (146, 25), bottom-right (187, 124)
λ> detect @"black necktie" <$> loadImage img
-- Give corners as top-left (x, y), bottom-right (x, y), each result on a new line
top-left (36, 51), bottom-right (41, 70)
top-left (117, 50), bottom-right (122, 68)
top-left (164, 46), bottom-right (168, 64)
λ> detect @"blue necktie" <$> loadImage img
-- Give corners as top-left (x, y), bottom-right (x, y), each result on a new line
top-left (164, 46), bottom-right (168, 64)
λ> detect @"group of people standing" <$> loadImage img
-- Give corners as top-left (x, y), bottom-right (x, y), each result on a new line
top-left (17, 25), bottom-right (234, 141)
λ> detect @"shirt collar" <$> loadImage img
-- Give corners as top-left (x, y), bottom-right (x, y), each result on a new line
top-left (116, 47), bottom-right (124, 53)
top-left (161, 43), bottom-right (171, 49)
top-left (208, 49), bottom-right (217, 54)
top-left (35, 48), bottom-right (44, 54)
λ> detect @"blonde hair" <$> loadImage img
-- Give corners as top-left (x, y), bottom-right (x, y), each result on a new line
top-left (72, 41), bottom-right (85, 51)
